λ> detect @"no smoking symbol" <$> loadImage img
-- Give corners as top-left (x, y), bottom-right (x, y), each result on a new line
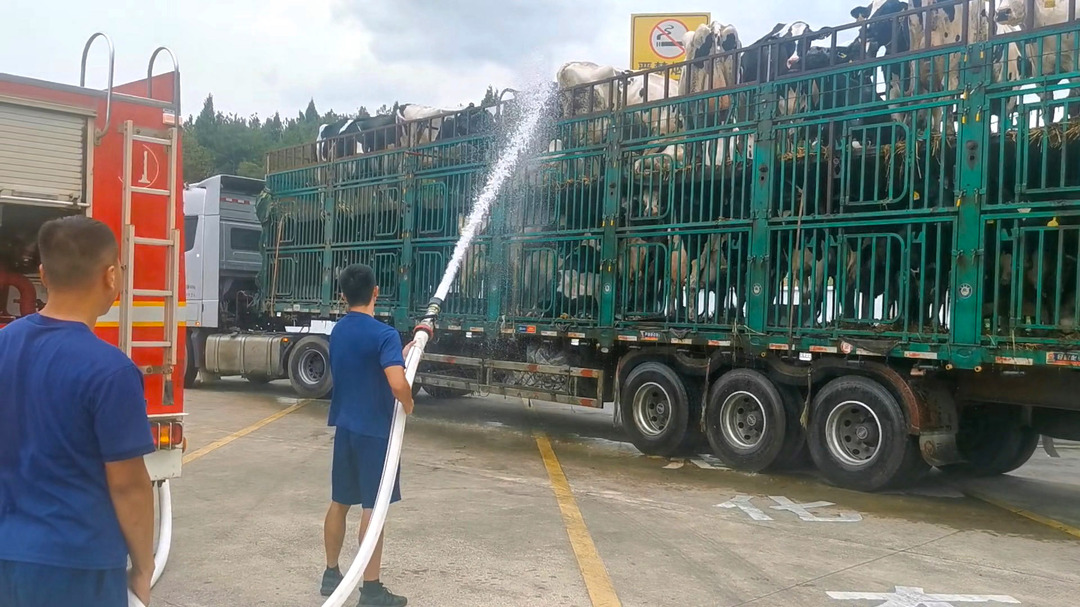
top-left (652, 19), bottom-right (690, 59)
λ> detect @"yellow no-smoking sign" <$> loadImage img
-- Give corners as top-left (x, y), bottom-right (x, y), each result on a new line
top-left (630, 13), bottom-right (711, 80)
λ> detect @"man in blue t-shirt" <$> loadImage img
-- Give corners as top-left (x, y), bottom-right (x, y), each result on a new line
top-left (0, 215), bottom-right (156, 607)
top-left (320, 263), bottom-right (414, 606)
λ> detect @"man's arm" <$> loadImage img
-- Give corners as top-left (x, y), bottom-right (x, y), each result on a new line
top-left (92, 364), bottom-right (157, 604)
top-left (105, 457), bottom-right (155, 603)
top-left (384, 365), bottom-right (415, 415)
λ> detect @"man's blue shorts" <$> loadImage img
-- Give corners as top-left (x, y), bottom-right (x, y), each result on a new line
top-left (331, 426), bottom-right (401, 509)
top-left (0, 559), bottom-right (126, 607)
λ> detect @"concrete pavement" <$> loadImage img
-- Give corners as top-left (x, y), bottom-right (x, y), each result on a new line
top-left (151, 381), bottom-right (1080, 607)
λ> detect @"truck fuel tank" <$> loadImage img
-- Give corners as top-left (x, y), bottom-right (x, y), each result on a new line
top-left (204, 333), bottom-right (287, 378)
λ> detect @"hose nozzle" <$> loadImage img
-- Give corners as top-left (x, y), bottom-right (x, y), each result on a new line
top-left (413, 297), bottom-right (444, 337)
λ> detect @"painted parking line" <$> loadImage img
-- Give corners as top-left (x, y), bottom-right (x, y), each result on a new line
top-left (962, 488), bottom-right (1080, 541)
top-left (535, 432), bottom-right (622, 607)
top-left (182, 400), bottom-right (312, 465)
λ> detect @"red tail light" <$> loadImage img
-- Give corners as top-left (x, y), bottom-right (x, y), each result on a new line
top-left (151, 421), bottom-right (184, 450)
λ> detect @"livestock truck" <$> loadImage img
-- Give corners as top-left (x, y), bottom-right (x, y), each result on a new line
top-left (1, 34), bottom-right (187, 482)
top-left (204, 1), bottom-right (1080, 492)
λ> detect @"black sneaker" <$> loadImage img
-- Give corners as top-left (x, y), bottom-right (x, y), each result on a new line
top-left (358, 581), bottom-right (408, 606)
top-left (320, 567), bottom-right (343, 597)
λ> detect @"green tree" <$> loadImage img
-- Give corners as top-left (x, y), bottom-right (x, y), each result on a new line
top-left (182, 130), bottom-right (215, 183)
top-left (304, 99), bottom-right (319, 122)
top-left (237, 161), bottom-right (264, 179)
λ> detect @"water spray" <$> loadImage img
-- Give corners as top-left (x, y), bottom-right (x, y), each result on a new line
top-left (321, 85), bottom-right (551, 607)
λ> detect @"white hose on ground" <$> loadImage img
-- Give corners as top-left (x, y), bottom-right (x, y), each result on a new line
top-left (127, 479), bottom-right (173, 607)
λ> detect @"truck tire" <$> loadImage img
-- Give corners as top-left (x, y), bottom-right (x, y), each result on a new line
top-left (941, 404), bottom-right (1040, 477)
top-left (287, 336), bottom-right (333, 399)
top-left (246, 374), bottom-right (272, 385)
top-left (807, 375), bottom-right (929, 492)
top-left (424, 386), bottom-right (471, 399)
top-left (620, 362), bottom-right (699, 457)
top-left (184, 333), bottom-right (198, 389)
top-left (775, 386), bottom-right (812, 470)
top-left (703, 369), bottom-right (804, 472)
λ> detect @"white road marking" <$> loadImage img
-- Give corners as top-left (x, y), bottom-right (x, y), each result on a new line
top-left (716, 495), bottom-right (774, 521)
top-left (690, 455), bottom-right (731, 470)
top-left (717, 495), bottom-right (862, 523)
top-left (769, 496), bottom-right (863, 522)
top-left (827, 586), bottom-right (1020, 605)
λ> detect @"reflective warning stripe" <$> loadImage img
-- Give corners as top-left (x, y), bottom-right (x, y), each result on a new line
top-left (96, 302), bottom-right (186, 327)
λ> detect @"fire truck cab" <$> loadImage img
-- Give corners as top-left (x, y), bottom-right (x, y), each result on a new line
top-left (0, 33), bottom-right (186, 483)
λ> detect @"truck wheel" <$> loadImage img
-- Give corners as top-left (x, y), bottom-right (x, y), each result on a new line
top-left (704, 369), bottom-right (804, 472)
top-left (620, 362), bottom-right (698, 457)
top-left (412, 381), bottom-right (422, 398)
top-left (287, 336), bottom-right (333, 399)
top-left (775, 386), bottom-right (811, 469)
top-left (184, 334), bottom-right (198, 389)
top-left (246, 374), bottom-right (271, 385)
top-left (807, 375), bottom-right (929, 492)
top-left (425, 386), bottom-right (471, 399)
top-left (941, 404), bottom-right (1040, 477)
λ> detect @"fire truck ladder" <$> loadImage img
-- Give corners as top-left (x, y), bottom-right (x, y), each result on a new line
top-left (118, 119), bottom-right (181, 375)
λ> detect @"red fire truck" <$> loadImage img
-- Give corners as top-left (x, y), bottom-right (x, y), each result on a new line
top-left (0, 33), bottom-right (186, 488)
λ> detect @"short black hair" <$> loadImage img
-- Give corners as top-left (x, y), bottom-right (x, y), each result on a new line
top-left (37, 215), bottom-right (119, 290)
top-left (339, 263), bottom-right (377, 306)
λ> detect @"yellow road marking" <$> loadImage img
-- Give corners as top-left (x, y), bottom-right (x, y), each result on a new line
top-left (535, 433), bottom-right (622, 607)
top-left (965, 489), bottom-right (1080, 540)
top-left (183, 400), bottom-right (311, 465)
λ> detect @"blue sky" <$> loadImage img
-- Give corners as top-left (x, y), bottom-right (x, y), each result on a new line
top-left (3, 0), bottom-right (855, 120)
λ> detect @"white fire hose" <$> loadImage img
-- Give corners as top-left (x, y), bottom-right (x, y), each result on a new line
top-left (127, 479), bottom-right (173, 606)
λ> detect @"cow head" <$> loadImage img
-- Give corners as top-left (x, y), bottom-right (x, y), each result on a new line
top-left (994, 0), bottom-right (1025, 26)
top-left (852, 4), bottom-right (874, 20)
top-left (794, 37), bottom-right (863, 72)
top-left (716, 23), bottom-right (742, 52)
top-left (854, 0), bottom-right (912, 56)
top-left (783, 22), bottom-right (826, 71)
top-left (689, 22), bottom-right (741, 68)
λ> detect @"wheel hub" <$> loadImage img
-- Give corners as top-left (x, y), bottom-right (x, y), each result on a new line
top-left (719, 391), bottom-right (767, 451)
top-left (632, 382), bottom-right (673, 438)
top-left (298, 350), bottom-right (326, 385)
top-left (824, 400), bottom-right (883, 467)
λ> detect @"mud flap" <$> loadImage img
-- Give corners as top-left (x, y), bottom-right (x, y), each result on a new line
top-left (1043, 436), bottom-right (1060, 458)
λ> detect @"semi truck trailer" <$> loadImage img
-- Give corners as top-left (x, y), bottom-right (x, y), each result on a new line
top-left (190, 1), bottom-right (1080, 491)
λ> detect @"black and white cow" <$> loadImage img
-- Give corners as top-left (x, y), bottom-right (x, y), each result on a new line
top-left (852, 0), bottom-right (1011, 134)
top-left (851, 0), bottom-right (938, 130)
top-left (435, 104), bottom-right (497, 142)
top-left (996, 0), bottom-right (1080, 123)
top-left (395, 103), bottom-right (473, 148)
top-left (674, 22), bottom-right (748, 168)
top-left (740, 22), bottom-right (829, 149)
top-left (740, 21), bottom-right (825, 85)
top-left (790, 37), bottom-right (899, 147)
top-left (679, 21), bottom-right (743, 121)
top-left (316, 114), bottom-right (397, 161)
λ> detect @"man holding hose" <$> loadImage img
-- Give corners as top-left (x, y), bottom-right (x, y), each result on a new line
top-left (321, 263), bottom-right (414, 606)
top-left (0, 216), bottom-right (156, 607)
